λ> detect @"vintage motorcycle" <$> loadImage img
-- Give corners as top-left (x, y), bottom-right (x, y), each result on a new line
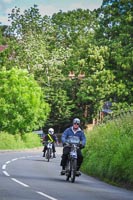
top-left (45, 142), bottom-right (53, 162)
top-left (65, 136), bottom-right (81, 183)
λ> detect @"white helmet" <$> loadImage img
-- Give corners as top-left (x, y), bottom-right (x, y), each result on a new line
top-left (48, 128), bottom-right (54, 135)
top-left (73, 118), bottom-right (80, 124)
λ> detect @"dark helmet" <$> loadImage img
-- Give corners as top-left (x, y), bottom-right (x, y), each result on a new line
top-left (73, 118), bottom-right (80, 124)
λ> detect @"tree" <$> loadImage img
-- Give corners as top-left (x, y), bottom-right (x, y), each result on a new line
top-left (0, 25), bottom-right (8, 45)
top-left (6, 5), bottom-right (43, 37)
top-left (3, 4), bottom-right (132, 130)
top-left (0, 68), bottom-right (50, 134)
top-left (4, 5), bottom-right (74, 129)
top-left (96, 0), bottom-right (133, 107)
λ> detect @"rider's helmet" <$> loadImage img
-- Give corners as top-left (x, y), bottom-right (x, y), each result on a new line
top-left (73, 118), bottom-right (80, 125)
top-left (48, 128), bottom-right (54, 135)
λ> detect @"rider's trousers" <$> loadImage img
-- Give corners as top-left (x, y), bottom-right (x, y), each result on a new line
top-left (60, 146), bottom-right (83, 170)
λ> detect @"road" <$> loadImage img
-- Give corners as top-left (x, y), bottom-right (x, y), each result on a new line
top-left (0, 147), bottom-right (132, 200)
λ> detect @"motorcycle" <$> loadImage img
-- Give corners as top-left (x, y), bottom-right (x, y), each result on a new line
top-left (64, 136), bottom-right (81, 183)
top-left (45, 142), bottom-right (53, 162)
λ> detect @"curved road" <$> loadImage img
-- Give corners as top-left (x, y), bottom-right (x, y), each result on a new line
top-left (0, 147), bottom-right (132, 200)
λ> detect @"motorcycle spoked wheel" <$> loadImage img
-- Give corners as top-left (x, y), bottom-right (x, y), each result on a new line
top-left (46, 148), bottom-right (52, 162)
top-left (70, 159), bottom-right (77, 183)
top-left (66, 160), bottom-right (71, 181)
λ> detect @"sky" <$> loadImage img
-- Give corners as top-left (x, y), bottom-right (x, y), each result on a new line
top-left (0, 0), bottom-right (103, 25)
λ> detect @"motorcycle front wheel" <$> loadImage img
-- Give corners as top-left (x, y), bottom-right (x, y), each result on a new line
top-left (66, 160), bottom-right (71, 181)
top-left (46, 148), bottom-right (51, 162)
top-left (70, 158), bottom-right (77, 183)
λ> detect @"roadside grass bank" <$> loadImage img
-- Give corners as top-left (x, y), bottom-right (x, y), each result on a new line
top-left (81, 112), bottom-right (133, 190)
top-left (0, 132), bottom-right (42, 150)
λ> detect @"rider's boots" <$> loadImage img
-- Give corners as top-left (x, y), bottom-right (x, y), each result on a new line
top-left (60, 166), bottom-right (66, 175)
top-left (53, 153), bottom-right (56, 158)
top-left (76, 171), bottom-right (81, 176)
top-left (43, 150), bottom-right (46, 157)
top-left (43, 153), bottom-right (45, 157)
top-left (76, 166), bottom-right (81, 176)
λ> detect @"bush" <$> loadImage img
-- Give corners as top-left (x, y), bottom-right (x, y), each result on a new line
top-left (0, 132), bottom-right (42, 149)
top-left (0, 132), bottom-right (16, 149)
top-left (21, 132), bottom-right (42, 148)
top-left (82, 112), bottom-right (133, 189)
top-left (0, 132), bottom-right (25, 149)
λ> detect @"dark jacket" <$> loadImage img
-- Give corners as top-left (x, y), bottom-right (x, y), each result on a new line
top-left (43, 133), bottom-right (58, 143)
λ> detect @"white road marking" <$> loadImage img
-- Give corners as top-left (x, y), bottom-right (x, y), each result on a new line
top-left (2, 164), bottom-right (6, 170)
top-left (3, 170), bottom-right (10, 176)
top-left (11, 178), bottom-right (29, 187)
top-left (6, 161), bottom-right (11, 164)
top-left (1, 154), bottom-right (59, 200)
top-left (26, 155), bottom-right (35, 158)
top-left (36, 191), bottom-right (58, 200)
top-left (11, 158), bottom-right (18, 161)
top-left (26, 155), bottom-right (40, 158)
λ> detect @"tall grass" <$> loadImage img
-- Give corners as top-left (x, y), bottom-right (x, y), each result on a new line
top-left (0, 132), bottom-right (42, 150)
top-left (82, 112), bottom-right (133, 189)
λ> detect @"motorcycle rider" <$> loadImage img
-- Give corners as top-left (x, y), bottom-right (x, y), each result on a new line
top-left (42, 128), bottom-right (58, 158)
top-left (60, 118), bottom-right (86, 175)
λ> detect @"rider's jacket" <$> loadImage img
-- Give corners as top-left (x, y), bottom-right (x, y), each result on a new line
top-left (61, 126), bottom-right (86, 146)
top-left (43, 134), bottom-right (58, 143)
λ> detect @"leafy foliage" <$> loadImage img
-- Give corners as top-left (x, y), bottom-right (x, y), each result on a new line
top-left (96, 0), bottom-right (133, 105)
top-left (0, 68), bottom-right (50, 133)
top-left (0, 2), bottom-right (132, 130)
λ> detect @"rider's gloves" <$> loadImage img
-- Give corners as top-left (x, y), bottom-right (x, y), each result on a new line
top-left (79, 144), bottom-right (85, 149)
top-left (63, 143), bottom-right (66, 146)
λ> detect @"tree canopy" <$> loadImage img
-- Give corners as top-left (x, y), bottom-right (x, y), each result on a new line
top-left (0, 1), bottom-right (132, 132)
top-left (0, 68), bottom-right (50, 133)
